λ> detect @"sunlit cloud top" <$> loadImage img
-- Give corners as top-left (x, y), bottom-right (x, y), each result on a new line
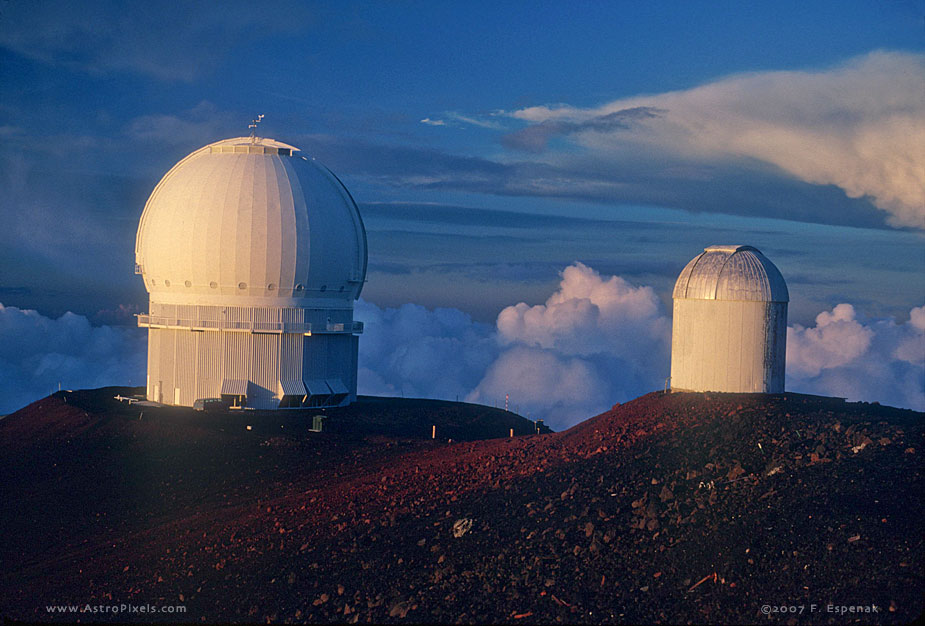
top-left (500, 52), bottom-right (925, 229)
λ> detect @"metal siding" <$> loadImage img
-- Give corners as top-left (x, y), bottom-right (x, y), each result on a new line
top-left (304, 335), bottom-right (328, 380)
top-left (223, 331), bottom-right (249, 381)
top-left (197, 331), bottom-right (223, 400)
top-left (249, 333), bottom-right (280, 401)
top-left (161, 329), bottom-right (176, 402)
top-left (671, 299), bottom-right (786, 394)
top-left (281, 333), bottom-right (304, 382)
top-left (349, 335), bottom-right (359, 401)
top-left (176, 330), bottom-right (197, 405)
top-left (146, 329), bottom-right (159, 400)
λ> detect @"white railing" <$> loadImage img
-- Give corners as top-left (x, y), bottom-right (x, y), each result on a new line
top-left (136, 315), bottom-right (363, 334)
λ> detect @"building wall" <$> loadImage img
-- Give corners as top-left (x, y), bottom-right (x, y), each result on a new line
top-left (670, 299), bottom-right (787, 393)
top-left (144, 303), bottom-right (360, 409)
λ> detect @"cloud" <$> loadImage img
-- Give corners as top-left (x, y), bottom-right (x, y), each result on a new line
top-left (356, 265), bottom-right (923, 428)
top-left (353, 264), bottom-right (671, 428)
top-left (0, 0), bottom-right (310, 81)
top-left (504, 51), bottom-right (925, 228)
top-left (298, 122), bottom-right (891, 231)
top-left (354, 300), bottom-right (498, 401)
top-left (787, 303), bottom-right (925, 410)
top-left (467, 263), bottom-right (671, 428)
top-left (419, 113), bottom-right (504, 130)
top-left (501, 106), bottom-right (664, 153)
top-left (3, 266), bottom-right (922, 423)
top-left (0, 304), bottom-right (146, 414)
top-left (443, 112), bottom-right (505, 130)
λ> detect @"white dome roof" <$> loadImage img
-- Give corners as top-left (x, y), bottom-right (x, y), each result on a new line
top-left (672, 245), bottom-right (788, 302)
top-left (136, 137), bottom-right (367, 306)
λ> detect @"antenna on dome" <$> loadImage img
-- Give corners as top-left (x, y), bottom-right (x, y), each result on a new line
top-left (248, 114), bottom-right (265, 141)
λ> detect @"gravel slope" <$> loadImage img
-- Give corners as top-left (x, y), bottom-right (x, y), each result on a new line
top-left (0, 389), bottom-right (921, 624)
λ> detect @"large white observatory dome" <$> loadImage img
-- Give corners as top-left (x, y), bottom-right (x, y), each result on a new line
top-left (670, 245), bottom-right (788, 394)
top-left (135, 136), bottom-right (367, 410)
top-left (136, 137), bottom-right (367, 305)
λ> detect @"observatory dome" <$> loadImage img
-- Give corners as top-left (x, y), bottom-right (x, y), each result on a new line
top-left (672, 245), bottom-right (788, 303)
top-left (136, 137), bottom-right (367, 307)
top-left (670, 245), bottom-right (788, 394)
top-left (135, 136), bottom-right (367, 410)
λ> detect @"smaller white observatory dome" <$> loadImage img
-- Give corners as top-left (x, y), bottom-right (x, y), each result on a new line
top-left (670, 245), bottom-right (788, 394)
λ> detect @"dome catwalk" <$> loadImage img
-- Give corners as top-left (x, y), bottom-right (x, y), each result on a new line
top-left (135, 137), bottom-right (367, 409)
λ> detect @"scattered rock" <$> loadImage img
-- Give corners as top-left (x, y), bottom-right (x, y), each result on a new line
top-left (451, 518), bottom-right (473, 538)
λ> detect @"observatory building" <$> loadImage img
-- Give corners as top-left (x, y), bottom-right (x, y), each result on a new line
top-left (135, 137), bottom-right (367, 409)
top-left (670, 245), bottom-right (788, 394)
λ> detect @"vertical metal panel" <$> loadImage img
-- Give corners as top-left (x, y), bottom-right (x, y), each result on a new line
top-left (146, 329), bottom-right (159, 400)
top-left (196, 331), bottom-right (222, 399)
top-left (280, 332), bottom-right (304, 382)
top-left (223, 331), bottom-right (249, 381)
top-left (349, 335), bottom-right (359, 402)
top-left (671, 299), bottom-right (786, 394)
top-left (249, 333), bottom-right (280, 399)
top-left (304, 335), bottom-right (329, 380)
top-left (143, 302), bottom-right (361, 408)
top-left (175, 330), bottom-right (197, 405)
top-left (160, 329), bottom-right (175, 401)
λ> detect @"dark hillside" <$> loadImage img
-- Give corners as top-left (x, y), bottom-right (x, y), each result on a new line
top-left (0, 389), bottom-right (921, 624)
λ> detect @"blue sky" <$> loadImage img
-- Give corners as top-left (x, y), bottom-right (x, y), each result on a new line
top-left (0, 1), bottom-right (923, 416)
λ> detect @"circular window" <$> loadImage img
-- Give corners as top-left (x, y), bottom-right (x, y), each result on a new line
top-left (184, 280), bottom-right (192, 288)
top-left (267, 283), bottom-right (276, 290)
top-left (320, 285), bottom-right (327, 292)
top-left (238, 282), bottom-right (247, 290)
top-left (209, 281), bottom-right (218, 289)
top-left (339, 285), bottom-right (345, 292)
top-left (149, 279), bottom-right (156, 286)
top-left (164, 280), bottom-right (171, 287)
top-left (295, 284), bottom-right (304, 291)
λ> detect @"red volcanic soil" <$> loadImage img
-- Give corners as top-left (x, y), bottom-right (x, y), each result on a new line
top-left (0, 389), bottom-right (922, 624)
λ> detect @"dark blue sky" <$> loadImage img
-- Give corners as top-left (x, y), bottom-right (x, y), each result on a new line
top-left (0, 0), bottom-right (923, 325)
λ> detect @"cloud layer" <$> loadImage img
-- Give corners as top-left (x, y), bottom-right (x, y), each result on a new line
top-left (358, 265), bottom-right (923, 427)
top-left (504, 51), bottom-right (925, 228)
top-left (359, 263), bottom-right (671, 430)
top-left (787, 303), bottom-right (925, 410)
top-left (3, 266), bottom-right (921, 423)
top-left (0, 304), bottom-right (146, 414)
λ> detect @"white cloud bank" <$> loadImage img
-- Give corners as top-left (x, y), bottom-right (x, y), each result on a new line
top-left (505, 51), bottom-right (925, 228)
top-left (357, 263), bottom-right (672, 430)
top-left (0, 304), bottom-right (146, 414)
top-left (358, 265), bottom-right (923, 428)
top-left (787, 303), bottom-right (925, 409)
top-left (466, 263), bottom-right (670, 427)
top-left (3, 266), bottom-right (922, 423)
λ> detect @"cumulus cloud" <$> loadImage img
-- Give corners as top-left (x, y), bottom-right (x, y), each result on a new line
top-left (3, 266), bottom-right (920, 424)
top-left (353, 300), bottom-right (498, 401)
top-left (353, 265), bottom-right (671, 428)
top-left (505, 51), bottom-right (925, 228)
top-left (0, 304), bottom-right (146, 414)
top-left (787, 304), bottom-right (925, 410)
top-left (468, 263), bottom-right (671, 428)
top-left (355, 265), bottom-right (923, 428)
